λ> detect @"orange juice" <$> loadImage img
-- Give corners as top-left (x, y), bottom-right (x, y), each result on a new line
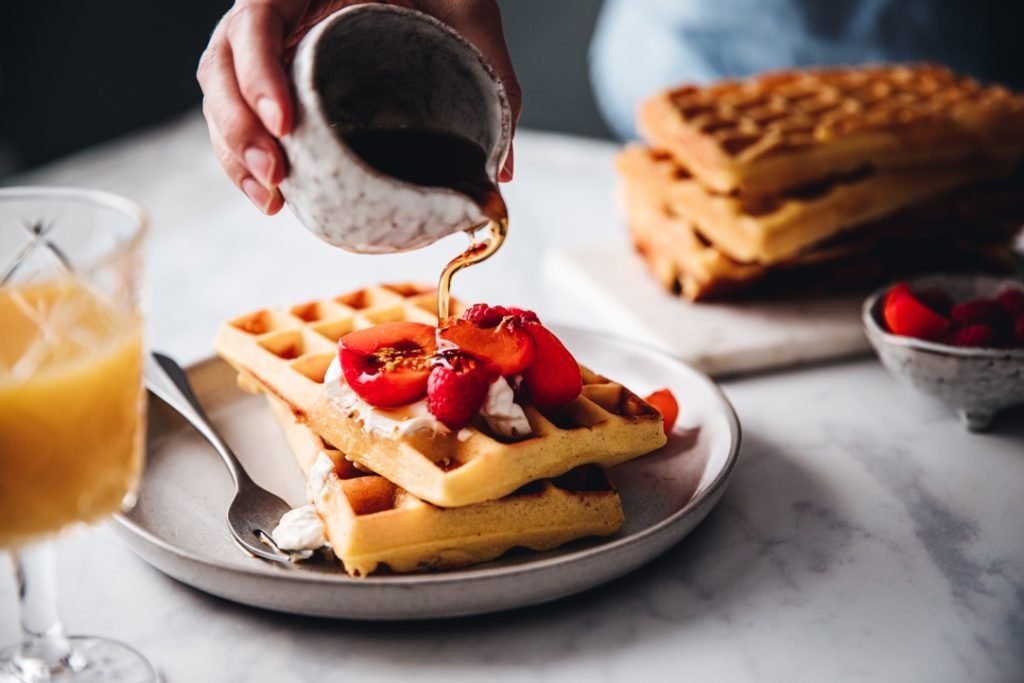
top-left (0, 279), bottom-right (144, 548)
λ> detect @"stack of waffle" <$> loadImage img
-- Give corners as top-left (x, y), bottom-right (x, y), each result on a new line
top-left (621, 64), bottom-right (1024, 300)
top-left (214, 284), bottom-right (666, 576)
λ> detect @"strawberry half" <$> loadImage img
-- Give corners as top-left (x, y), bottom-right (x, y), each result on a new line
top-left (882, 283), bottom-right (951, 341)
top-left (520, 323), bottom-right (582, 409)
top-left (339, 321), bottom-right (436, 407)
top-left (426, 353), bottom-right (499, 430)
top-left (644, 388), bottom-right (679, 436)
top-left (441, 314), bottom-right (535, 375)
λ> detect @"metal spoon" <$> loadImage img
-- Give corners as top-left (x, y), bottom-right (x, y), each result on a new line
top-left (144, 352), bottom-right (305, 564)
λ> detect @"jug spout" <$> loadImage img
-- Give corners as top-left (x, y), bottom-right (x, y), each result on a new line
top-left (279, 4), bottom-right (512, 254)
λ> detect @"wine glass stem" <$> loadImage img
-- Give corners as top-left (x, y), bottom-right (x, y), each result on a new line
top-left (10, 542), bottom-right (83, 680)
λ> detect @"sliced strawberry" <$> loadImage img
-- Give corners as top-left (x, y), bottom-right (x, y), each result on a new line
top-left (426, 353), bottom-right (499, 430)
top-left (339, 322), bottom-right (436, 407)
top-left (996, 287), bottom-right (1024, 318)
top-left (507, 307), bottom-right (540, 324)
top-left (943, 323), bottom-right (996, 348)
top-left (950, 298), bottom-right (1010, 331)
top-left (882, 283), bottom-right (950, 341)
top-left (1015, 314), bottom-right (1024, 345)
top-left (644, 388), bottom-right (679, 436)
top-left (440, 318), bottom-right (535, 376)
top-left (520, 323), bottom-right (582, 409)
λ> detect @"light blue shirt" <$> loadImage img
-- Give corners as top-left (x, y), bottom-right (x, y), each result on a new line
top-left (590, 0), bottom-right (1018, 139)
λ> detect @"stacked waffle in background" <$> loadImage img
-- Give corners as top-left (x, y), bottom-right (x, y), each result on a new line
top-left (215, 284), bottom-right (667, 576)
top-left (620, 64), bottom-right (1024, 300)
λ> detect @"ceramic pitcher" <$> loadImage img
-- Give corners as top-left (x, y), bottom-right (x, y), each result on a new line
top-left (279, 4), bottom-right (512, 254)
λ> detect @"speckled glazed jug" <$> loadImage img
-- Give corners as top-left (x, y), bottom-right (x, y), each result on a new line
top-left (279, 4), bottom-right (512, 254)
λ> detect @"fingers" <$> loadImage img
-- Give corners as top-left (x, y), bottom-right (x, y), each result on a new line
top-left (198, 0), bottom-right (308, 213)
top-left (209, 124), bottom-right (286, 214)
top-left (224, 2), bottom-right (294, 137)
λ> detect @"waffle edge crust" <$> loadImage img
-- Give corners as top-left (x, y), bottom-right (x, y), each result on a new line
top-left (638, 63), bottom-right (1024, 196)
top-left (265, 395), bottom-right (625, 577)
top-left (213, 284), bottom-right (667, 509)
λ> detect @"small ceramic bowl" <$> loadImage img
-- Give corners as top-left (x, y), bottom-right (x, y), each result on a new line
top-left (862, 274), bottom-right (1024, 431)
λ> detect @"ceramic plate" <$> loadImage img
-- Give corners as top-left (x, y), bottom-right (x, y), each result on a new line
top-left (114, 327), bottom-right (741, 620)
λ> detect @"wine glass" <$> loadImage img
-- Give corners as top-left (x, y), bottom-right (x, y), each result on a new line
top-left (0, 187), bottom-right (157, 682)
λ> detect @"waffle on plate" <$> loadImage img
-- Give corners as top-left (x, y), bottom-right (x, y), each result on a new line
top-left (215, 284), bottom-right (667, 508)
top-left (265, 395), bottom-right (624, 576)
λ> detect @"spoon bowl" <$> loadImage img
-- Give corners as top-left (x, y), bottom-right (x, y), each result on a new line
top-left (144, 353), bottom-right (308, 563)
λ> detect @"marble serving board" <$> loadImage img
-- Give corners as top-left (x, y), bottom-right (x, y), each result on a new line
top-left (542, 246), bottom-right (871, 377)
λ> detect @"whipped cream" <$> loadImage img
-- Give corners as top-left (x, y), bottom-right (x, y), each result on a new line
top-left (323, 356), bottom-right (532, 439)
top-left (307, 451), bottom-right (336, 502)
top-left (271, 505), bottom-right (326, 552)
top-left (481, 377), bottom-right (532, 439)
top-left (323, 356), bottom-right (447, 437)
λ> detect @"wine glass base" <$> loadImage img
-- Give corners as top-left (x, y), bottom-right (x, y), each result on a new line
top-left (0, 636), bottom-right (158, 683)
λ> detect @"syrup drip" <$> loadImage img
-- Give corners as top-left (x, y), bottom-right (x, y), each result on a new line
top-left (437, 217), bottom-right (507, 323)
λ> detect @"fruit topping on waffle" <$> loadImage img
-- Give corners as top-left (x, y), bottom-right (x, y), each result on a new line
top-left (336, 303), bottom-right (583, 433)
top-left (214, 284), bottom-right (666, 508)
top-left (339, 321), bottom-right (436, 407)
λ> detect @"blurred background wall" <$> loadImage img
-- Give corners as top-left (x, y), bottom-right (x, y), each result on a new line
top-left (0, 1), bottom-right (611, 177)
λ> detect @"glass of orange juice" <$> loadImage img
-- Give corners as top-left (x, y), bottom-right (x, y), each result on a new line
top-left (0, 187), bottom-right (156, 681)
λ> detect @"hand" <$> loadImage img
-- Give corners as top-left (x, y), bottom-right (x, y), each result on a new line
top-left (197, 0), bottom-right (522, 215)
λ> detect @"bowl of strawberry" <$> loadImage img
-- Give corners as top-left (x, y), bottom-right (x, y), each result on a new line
top-left (862, 274), bottom-right (1024, 431)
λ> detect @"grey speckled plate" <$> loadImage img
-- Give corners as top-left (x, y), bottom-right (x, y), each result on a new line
top-left (114, 327), bottom-right (741, 620)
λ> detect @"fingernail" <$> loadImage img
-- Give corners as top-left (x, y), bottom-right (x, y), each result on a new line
top-left (256, 97), bottom-right (283, 136)
top-left (244, 147), bottom-right (274, 187)
top-left (242, 177), bottom-right (270, 212)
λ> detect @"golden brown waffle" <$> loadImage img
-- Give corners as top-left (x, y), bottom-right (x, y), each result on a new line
top-left (639, 64), bottom-right (1024, 196)
top-left (621, 149), bottom-right (1022, 300)
top-left (618, 143), bottom-right (1010, 264)
top-left (214, 284), bottom-right (666, 508)
top-left (265, 396), bottom-right (624, 577)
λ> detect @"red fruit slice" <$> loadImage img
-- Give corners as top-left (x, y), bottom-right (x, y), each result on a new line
top-left (1015, 315), bottom-right (1024, 345)
top-left (507, 307), bottom-right (540, 324)
top-left (339, 321), bottom-right (436, 407)
top-left (439, 318), bottom-right (535, 376)
top-left (426, 353), bottom-right (499, 430)
top-left (644, 388), bottom-right (679, 436)
top-left (520, 323), bottom-right (582, 409)
top-left (882, 284), bottom-right (950, 341)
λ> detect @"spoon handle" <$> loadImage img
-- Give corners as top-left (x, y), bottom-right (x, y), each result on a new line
top-left (145, 352), bottom-right (250, 488)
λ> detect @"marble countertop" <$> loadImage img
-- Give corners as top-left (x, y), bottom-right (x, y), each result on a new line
top-left (2, 112), bottom-right (1022, 682)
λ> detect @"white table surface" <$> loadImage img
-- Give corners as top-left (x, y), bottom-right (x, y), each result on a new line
top-left (2, 112), bottom-right (1023, 683)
